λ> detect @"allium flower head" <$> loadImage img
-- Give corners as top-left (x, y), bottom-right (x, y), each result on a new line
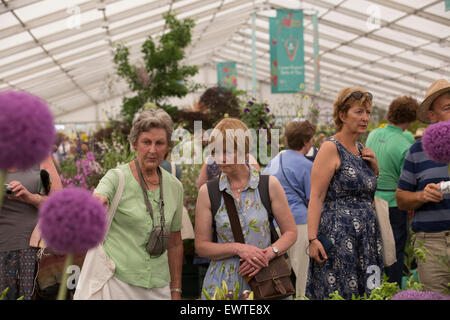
top-left (391, 290), bottom-right (450, 300)
top-left (0, 90), bottom-right (55, 169)
top-left (422, 121), bottom-right (450, 163)
top-left (39, 188), bottom-right (107, 254)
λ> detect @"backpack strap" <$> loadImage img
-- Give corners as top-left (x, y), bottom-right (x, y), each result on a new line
top-left (258, 174), bottom-right (279, 244)
top-left (258, 174), bottom-right (272, 217)
top-left (207, 174), bottom-right (276, 243)
top-left (206, 178), bottom-right (221, 243)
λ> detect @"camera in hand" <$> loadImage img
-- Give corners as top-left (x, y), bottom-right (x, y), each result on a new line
top-left (4, 184), bottom-right (15, 196)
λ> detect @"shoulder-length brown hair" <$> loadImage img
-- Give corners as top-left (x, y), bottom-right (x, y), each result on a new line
top-left (333, 87), bottom-right (372, 132)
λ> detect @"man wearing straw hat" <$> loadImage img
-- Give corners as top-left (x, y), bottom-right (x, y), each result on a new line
top-left (396, 79), bottom-right (450, 294)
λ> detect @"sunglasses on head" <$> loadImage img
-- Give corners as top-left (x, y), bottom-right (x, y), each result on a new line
top-left (342, 91), bottom-right (373, 105)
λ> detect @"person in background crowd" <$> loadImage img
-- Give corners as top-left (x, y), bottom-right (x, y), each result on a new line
top-left (396, 79), bottom-right (450, 294)
top-left (366, 96), bottom-right (419, 286)
top-left (195, 118), bottom-right (297, 299)
top-left (413, 127), bottom-right (426, 140)
top-left (263, 120), bottom-right (316, 299)
top-left (305, 133), bottom-right (326, 162)
top-left (91, 109), bottom-right (184, 300)
top-left (306, 87), bottom-right (383, 300)
top-left (0, 156), bottom-right (62, 300)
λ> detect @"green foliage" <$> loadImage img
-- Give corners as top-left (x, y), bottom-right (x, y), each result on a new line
top-left (203, 281), bottom-right (253, 300)
top-left (415, 240), bottom-right (450, 272)
top-left (240, 97), bottom-right (274, 131)
top-left (404, 274), bottom-right (424, 291)
top-left (240, 97), bottom-right (276, 165)
top-left (327, 274), bottom-right (401, 300)
top-left (95, 130), bottom-right (136, 174)
top-left (406, 120), bottom-right (428, 137)
top-left (0, 287), bottom-right (8, 300)
top-left (199, 86), bottom-right (242, 128)
top-left (180, 163), bottom-right (202, 224)
top-left (414, 240), bottom-right (450, 294)
top-left (0, 287), bottom-right (24, 300)
top-left (113, 12), bottom-right (199, 124)
top-left (326, 273), bottom-right (426, 300)
top-left (58, 121), bottom-right (136, 190)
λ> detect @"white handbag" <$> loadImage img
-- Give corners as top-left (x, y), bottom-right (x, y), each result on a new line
top-left (73, 168), bottom-right (124, 300)
top-left (374, 196), bottom-right (397, 267)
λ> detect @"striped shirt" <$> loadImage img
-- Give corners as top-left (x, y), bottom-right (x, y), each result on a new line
top-left (398, 138), bottom-right (450, 233)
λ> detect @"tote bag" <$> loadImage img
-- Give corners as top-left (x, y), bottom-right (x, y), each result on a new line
top-left (73, 168), bottom-right (124, 300)
top-left (374, 196), bottom-right (397, 267)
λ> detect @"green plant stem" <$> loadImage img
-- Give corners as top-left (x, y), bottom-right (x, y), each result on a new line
top-left (57, 253), bottom-right (73, 300)
top-left (0, 170), bottom-right (5, 211)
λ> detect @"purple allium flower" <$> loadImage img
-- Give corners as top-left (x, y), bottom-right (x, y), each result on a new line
top-left (39, 188), bottom-right (107, 254)
top-left (86, 152), bottom-right (95, 162)
top-left (265, 107), bottom-right (270, 113)
top-left (244, 108), bottom-right (250, 113)
top-left (422, 121), bottom-right (450, 163)
top-left (248, 101), bottom-right (254, 106)
top-left (391, 290), bottom-right (450, 300)
top-left (259, 119), bottom-right (264, 125)
top-left (0, 90), bottom-right (55, 170)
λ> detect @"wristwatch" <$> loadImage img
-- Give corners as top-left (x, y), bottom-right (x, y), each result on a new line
top-left (271, 245), bottom-right (279, 256)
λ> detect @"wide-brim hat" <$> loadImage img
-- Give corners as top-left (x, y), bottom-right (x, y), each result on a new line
top-left (418, 78), bottom-right (450, 124)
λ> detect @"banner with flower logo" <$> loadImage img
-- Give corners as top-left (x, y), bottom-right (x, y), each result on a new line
top-left (217, 62), bottom-right (237, 89)
top-left (269, 10), bottom-right (305, 93)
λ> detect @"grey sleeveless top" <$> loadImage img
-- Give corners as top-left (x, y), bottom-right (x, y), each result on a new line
top-left (0, 164), bottom-right (40, 251)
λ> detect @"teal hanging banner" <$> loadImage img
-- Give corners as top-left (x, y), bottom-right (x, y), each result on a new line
top-left (446, 0), bottom-right (450, 11)
top-left (312, 12), bottom-right (320, 93)
top-left (217, 62), bottom-right (237, 89)
top-left (269, 10), bottom-right (305, 93)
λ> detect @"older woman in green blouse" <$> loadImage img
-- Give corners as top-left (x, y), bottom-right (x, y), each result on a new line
top-left (92, 109), bottom-right (183, 300)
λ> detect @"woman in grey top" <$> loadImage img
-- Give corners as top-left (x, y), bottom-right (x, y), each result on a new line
top-left (0, 155), bottom-right (62, 300)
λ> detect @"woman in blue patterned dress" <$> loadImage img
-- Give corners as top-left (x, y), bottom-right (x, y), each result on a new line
top-left (306, 88), bottom-right (384, 300)
top-left (195, 118), bottom-right (297, 299)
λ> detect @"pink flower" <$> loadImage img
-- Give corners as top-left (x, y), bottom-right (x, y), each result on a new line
top-left (422, 121), bottom-right (450, 163)
top-left (38, 188), bottom-right (107, 253)
top-left (391, 290), bottom-right (450, 300)
top-left (0, 90), bottom-right (55, 169)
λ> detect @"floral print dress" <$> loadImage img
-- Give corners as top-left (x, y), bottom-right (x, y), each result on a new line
top-left (201, 166), bottom-right (272, 299)
top-left (306, 137), bottom-right (384, 300)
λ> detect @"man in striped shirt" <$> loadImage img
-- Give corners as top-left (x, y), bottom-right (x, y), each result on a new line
top-left (396, 79), bottom-right (450, 294)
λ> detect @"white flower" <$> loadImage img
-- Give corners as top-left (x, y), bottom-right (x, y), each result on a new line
top-left (327, 273), bottom-right (336, 286)
top-left (353, 219), bottom-right (361, 232)
top-left (348, 277), bottom-right (358, 290)
top-left (345, 239), bottom-right (354, 251)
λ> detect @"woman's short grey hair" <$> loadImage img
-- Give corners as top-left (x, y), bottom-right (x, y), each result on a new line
top-left (129, 109), bottom-right (174, 148)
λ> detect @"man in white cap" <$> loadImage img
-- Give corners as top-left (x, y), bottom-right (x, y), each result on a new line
top-left (396, 79), bottom-right (450, 294)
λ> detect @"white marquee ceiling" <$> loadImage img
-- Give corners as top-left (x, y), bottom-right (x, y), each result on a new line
top-left (0, 0), bottom-right (449, 121)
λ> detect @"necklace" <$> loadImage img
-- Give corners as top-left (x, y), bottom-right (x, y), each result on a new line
top-left (231, 182), bottom-right (247, 193)
top-left (144, 177), bottom-right (159, 185)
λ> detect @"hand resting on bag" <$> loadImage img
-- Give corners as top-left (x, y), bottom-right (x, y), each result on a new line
top-left (238, 246), bottom-right (276, 278)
